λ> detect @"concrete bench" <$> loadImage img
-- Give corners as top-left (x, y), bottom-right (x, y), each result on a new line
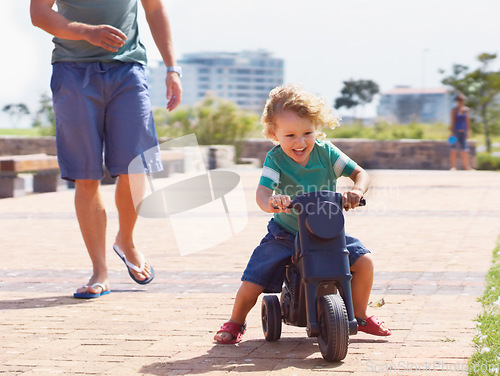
top-left (0, 154), bottom-right (60, 198)
top-left (99, 150), bottom-right (185, 185)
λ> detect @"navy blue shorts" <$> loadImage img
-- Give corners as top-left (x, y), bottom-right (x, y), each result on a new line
top-left (451, 131), bottom-right (468, 151)
top-left (242, 219), bottom-right (370, 293)
top-left (51, 62), bottom-right (162, 181)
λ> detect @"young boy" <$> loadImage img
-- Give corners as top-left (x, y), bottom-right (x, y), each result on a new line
top-left (214, 84), bottom-right (391, 344)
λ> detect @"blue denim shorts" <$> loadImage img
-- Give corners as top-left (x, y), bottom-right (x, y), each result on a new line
top-left (451, 131), bottom-right (468, 151)
top-left (242, 219), bottom-right (370, 293)
top-left (51, 62), bottom-right (162, 181)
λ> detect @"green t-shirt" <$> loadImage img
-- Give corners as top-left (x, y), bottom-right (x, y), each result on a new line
top-left (259, 139), bottom-right (357, 234)
top-left (52, 0), bottom-right (147, 64)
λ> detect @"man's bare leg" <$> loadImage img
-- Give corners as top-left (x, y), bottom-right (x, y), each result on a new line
top-left (74, 179), bottom-right (109, 294)
top-left (114, 174), bottom-right (152, 281)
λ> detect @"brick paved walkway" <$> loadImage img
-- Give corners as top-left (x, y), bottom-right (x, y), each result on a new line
top-left (1, 169), bottom-right (499, 375)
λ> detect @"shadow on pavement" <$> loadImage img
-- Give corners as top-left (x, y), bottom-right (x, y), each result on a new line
top-left (140, 338), bottom-right (348, 375)
top-left (0, 295), bottom-right (89, 310)
top-left (350, 337), bottom-right (390, 344)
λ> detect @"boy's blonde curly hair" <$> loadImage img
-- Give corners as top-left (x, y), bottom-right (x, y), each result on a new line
top-left (261, 84), bottom-right (341, 141)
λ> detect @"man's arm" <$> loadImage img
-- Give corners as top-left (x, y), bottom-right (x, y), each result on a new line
top-left (30, 0), bottom-right (127, 52)
top-left (141, 0), bottom-right (182, 111)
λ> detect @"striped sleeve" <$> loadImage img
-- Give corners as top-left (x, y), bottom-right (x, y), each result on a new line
top-left (328, 142), bottom-right (357, 178)
top-left (259, 154), bottom-right (280, 190)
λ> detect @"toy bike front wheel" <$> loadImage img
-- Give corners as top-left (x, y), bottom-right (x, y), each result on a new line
top-left (261, 295), bottom-right (282, 341)
top-left (318, 294), bottom-right (349, 362)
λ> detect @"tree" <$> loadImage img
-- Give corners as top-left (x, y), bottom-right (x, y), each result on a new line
top-left (334, 79), bottom-right (379, 122)
top-left (154, 94), bottom-right (259, 157)
top-left (441, 53), bottom-right (500, 152)
top-left (2, 103), bottom-right (30, 128)
top-left (32, 93), bottom-right (56, 136)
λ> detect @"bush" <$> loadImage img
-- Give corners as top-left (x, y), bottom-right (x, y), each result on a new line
top-left (477, 153), bottom-right (500, 170)
top-left (324, 121), bottom-right (448, 140)
top-left (325, 123), bottom-right (366, 138)
top-left (154, 95), bottom-right (260, 158)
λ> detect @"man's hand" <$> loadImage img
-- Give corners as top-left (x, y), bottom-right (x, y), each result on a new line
top-left (83, 24), bottom-right (127, 52)
top-left (166, 72), bottom-right (182, 111)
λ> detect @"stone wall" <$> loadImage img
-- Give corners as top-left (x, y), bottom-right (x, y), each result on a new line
top-left (0, 136), bottom-right (476, 170)
top-left (0, 136), bottom-right (57, 156)
top-left (240, 138), bottom-right (477, 170)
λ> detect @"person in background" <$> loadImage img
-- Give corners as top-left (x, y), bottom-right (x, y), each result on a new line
top-left (449, 94), bottom-right (472, 170)
top-left (30, 0), bottom-right (182, 298)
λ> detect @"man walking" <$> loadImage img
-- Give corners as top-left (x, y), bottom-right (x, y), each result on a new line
top-left (30, 0), bottom-right (182, 298)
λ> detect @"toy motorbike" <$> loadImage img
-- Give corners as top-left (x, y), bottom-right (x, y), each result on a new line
top-left (261, 191), bottom-right (365, 362)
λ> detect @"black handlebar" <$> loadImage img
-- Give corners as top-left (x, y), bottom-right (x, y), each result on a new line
top-left (273, 197), bottom-right (366, 210)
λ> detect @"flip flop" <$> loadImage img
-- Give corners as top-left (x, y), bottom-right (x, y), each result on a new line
top-left (113, 244), bottom-right (155, 285)
top-left (357, 315), bottom-right (392, 336)
top-left (73, 283), bottom-right (111, 299)
top-left (214, 321), bottom-right (247, 344)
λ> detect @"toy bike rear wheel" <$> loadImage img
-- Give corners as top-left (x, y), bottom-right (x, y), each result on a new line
top-left (261, 295), bottom-right (282, 341)
top-left (318, 294), bottom-right (349, 362)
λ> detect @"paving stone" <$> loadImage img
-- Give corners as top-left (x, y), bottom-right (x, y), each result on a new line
top-left (0, 169), bottom-right (499, 375)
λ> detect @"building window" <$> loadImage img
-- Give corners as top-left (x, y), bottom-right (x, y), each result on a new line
top-left (198, 68), bottom-right (210, 74)
top-left (236, 69), bottom-right (251, 74)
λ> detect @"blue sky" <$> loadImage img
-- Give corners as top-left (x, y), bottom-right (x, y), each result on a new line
top-left (1, 0), bottom-right (499, 127)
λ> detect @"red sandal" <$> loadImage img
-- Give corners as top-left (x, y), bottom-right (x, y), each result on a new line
top-left (357, 316), bottom-right (392, 336)
top-left (214, 321), bottom-right (247, 344)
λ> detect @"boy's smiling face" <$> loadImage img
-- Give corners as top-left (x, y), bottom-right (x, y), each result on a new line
top-left (272, 110), bottom-right (317, 167)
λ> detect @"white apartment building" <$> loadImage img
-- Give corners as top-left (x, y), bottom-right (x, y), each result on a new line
top-left (147, 50), bottom-right (284, 113)
top-left (377, 86), bottom-right (455, 124)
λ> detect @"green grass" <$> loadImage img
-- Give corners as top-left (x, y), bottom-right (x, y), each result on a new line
top-left (324, 121), bottom-right (450, 140)
top-left (468, 238), bottom-right (500, 375)
top-left (0, 128), bottom-right (52, 137)
top-left (477, 153), bottom-right (500, 170)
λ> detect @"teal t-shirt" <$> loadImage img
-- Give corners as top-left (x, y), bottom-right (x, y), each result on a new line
top-left (52, 0), bottom-right (147, 64)
top-left (259, 139), bottom-right (357, 234)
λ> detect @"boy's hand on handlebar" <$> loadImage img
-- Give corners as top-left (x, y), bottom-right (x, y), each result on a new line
top-left (343, 189), bottom-right (363, 211)
top-left (269, 195), bottom-right (291, 213)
